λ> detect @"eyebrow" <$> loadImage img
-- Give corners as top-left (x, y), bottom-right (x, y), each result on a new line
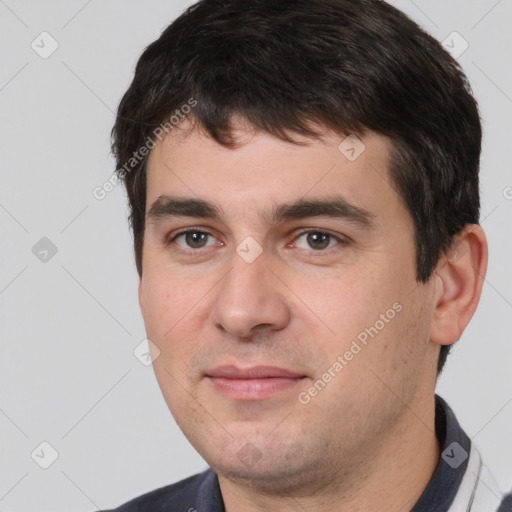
top-left (147, 195), bottom-right (376, 229)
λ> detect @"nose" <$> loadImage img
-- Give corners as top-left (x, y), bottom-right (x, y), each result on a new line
top-left (209, 244), bottom-right (291, 340)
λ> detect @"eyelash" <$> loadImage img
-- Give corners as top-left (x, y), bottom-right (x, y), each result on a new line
top-left (167, 227), bottom-right (348, 255)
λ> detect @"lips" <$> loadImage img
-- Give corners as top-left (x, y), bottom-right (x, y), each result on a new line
top-left (207, 365), bottom-right (304, 379)
top-left (206, 365), bottom-right (306, 400)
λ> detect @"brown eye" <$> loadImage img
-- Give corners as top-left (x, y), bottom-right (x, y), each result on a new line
top-left (185, 232), bottom-right (208, 248)
top-left (294, 231), bottom-right (343, 251)
top-left (173, 230), bottom-right (216, 249)
top-left (306, 232), bottom-right (330, 250)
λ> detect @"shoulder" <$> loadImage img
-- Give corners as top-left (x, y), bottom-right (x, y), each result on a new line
top-left (498, 492), bottom-right (512, 512)
top-left (99, 469), bottom-right (213, 512)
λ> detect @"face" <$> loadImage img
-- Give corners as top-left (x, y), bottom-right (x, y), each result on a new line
top-left (139, 121), bottom-right (439, 493)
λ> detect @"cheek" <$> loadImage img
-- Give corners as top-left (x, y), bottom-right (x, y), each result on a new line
top-left (304, 263), bottom-right (423, 372)
top-left (295, 267), bottom-right (393, 345)
top-left (141, 273), bottom-right (209, 370)
top-left (362, 293), bottom-right (432, 391)
top-left (142, 272), bottom-right (197, 331)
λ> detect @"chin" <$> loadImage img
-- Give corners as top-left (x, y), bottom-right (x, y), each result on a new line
top-left (205, 440), bottom-right (324, 496)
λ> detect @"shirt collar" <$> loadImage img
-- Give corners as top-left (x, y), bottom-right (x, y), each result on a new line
top-left (410, 394), bottom-right (472, 511)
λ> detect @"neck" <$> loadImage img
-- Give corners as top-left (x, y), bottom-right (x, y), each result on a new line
top-left (218, 393), bottom-right (440, 512)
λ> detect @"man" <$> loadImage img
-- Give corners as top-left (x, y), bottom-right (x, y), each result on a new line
top-left (104, 0), bottom-right (511, 510)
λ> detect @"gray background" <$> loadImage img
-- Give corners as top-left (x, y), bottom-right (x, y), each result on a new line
top-left (0, 1), bottom-right (511, 510)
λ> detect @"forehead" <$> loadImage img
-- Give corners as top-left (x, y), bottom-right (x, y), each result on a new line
top-left (144, 122), bottom-right (408, 231)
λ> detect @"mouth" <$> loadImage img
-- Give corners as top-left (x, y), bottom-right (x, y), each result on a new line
top-left (205, 365), bottom-right (307, 400)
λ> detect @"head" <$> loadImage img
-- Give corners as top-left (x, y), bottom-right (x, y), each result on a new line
top-left (111, 0), bottom-right (486, 495)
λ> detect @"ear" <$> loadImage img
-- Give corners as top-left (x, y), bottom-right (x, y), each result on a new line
top-left (138, 278), bottom-right (146, 317)
top-left (430, 224), bottom-right (488, 347)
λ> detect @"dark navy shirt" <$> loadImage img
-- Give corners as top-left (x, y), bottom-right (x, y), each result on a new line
top-left (101, 395), bottom-right (511, 512)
